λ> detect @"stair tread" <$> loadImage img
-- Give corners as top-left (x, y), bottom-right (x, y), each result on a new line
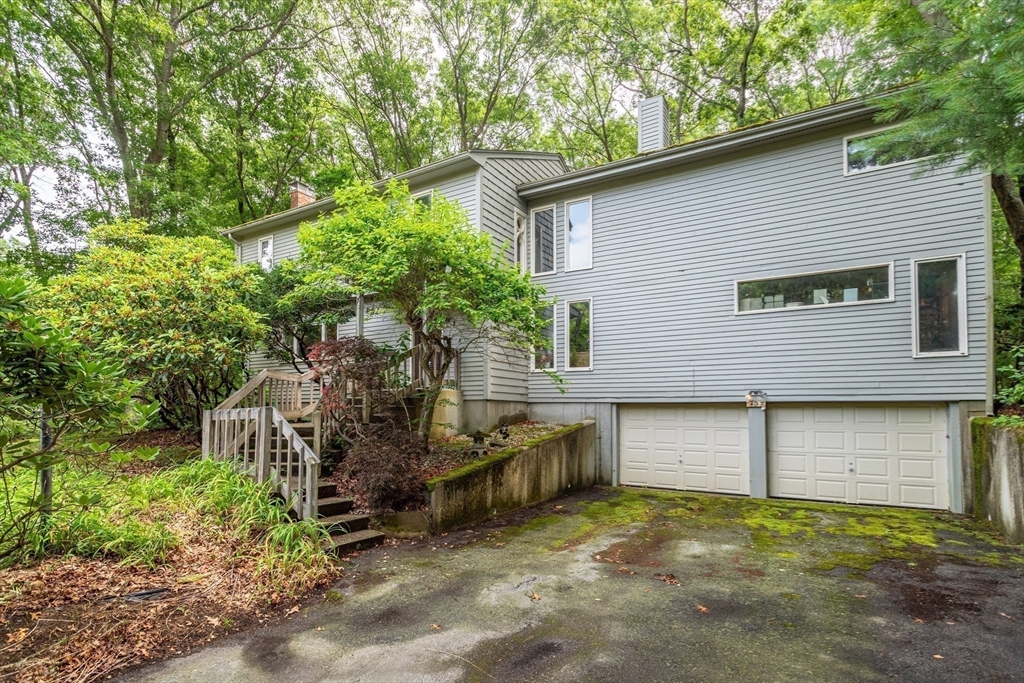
top-left (319, 495), bottom-right (354, 505)
top-left (326, 529), bottom-right (385, 553)
top-left (319, 513), bottom-right (369, 525)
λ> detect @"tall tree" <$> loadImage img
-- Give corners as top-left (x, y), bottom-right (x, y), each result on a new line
top-left (26, 0), bottom-right (306, 225)
top-left (865, 0), bottom-right (1024, 295)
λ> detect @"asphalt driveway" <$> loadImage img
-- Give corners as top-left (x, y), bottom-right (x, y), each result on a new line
top-left (118, 487), bottom-right (1024, 683)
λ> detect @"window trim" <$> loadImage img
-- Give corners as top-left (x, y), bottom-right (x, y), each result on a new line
top-left (734, 262), bottom-right (895, 315)
top-left (530, 205), bottom-right (556, 276)
top-left (513, 209), bottom-right (528, 274)
top-left (564, 297), bottom-right (593, 372)
top-left (564, 196), bottom-right (594, 272)
top-left (412, 189), bottom-right (434, 204)
top-left (258, 235), bottom-right (274, 272)
top-left (843, 124), bottom-right (934, 177)
top-left (531, 302), bottom-right (557, 372)
top-left (911, 253), bottom-right (968, 358)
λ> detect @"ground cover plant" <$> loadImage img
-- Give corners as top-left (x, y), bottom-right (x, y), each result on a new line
top-left (0, 457), bottom-right (338, 682)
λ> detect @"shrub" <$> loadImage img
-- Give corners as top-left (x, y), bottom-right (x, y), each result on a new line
top-left (309, 336), bottom-right (400, 442)
top-left (344, 423), bottom-right (426, 513)
top-left (40, 220), bottom-right (266, 431)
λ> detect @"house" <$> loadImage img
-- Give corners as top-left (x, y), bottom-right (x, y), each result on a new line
top-left (223, 95), bottom-right (992, 514)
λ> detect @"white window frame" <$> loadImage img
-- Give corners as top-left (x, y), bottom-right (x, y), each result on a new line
top-left (513, 209), bottom-right (528, 273)
top-left (843, 124), bottom-right (934, 177)
top-left (530, 205), bottom-right (556, 276)
top-left (412, 189), bottom-right (434, 204)
top-left (564, 196), bottom-right (594, 272)
top-left (911, 253), bottom-right (968, 358)
top-left (564, 298), bottom-right (593, 372)
top-left (531, 302), bottom-right (556, 372)
top-left (321, 322), bottom-right (339, 342)
top-left (734, 262), bottom-right (895, 315)
top-left (258, 236), bottom-right (274, 272)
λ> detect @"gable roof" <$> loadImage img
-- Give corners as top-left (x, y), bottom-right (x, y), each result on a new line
top-left (223, 150), bottom-right (565, 239)
top-left (517, 97), bottom-right (880, 200)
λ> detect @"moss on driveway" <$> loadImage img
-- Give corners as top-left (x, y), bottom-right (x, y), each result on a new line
top-left (117, 487), bottom-right (1024, 683)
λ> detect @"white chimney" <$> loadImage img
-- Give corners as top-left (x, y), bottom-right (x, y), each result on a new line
top-left (289, 180), bottom-right (316, 209)
top-left (637, 95), bottom-right (670, 153)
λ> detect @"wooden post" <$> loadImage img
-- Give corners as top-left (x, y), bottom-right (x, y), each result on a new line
top-left (313, 410), bottom-right (322, 458)
top-left (303, 460), bottom-right (318, 520)
top-left (257, 407), bottom-right (273, 483)
top-left (201, 410), bottom-right (212, 458)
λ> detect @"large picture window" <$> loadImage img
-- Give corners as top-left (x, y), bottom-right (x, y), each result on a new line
top-left (845, 129), bottom-right (933, 175)
top-left (565, 198), bottom-right (592, 271)
top-left (913, 255), bottom-right (966, 357)
top-left (566, 299), bottom-right (591, 370)
top-left (737, 264), bottom-right (892, 313)
top-left (533, 304), bottom-right (555, 370)
top-left (531, 206), bottom-right (555, 275)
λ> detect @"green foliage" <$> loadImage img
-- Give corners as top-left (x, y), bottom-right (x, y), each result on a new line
top-left (250, 260), bottom-right (353, 371)
top-left (40, 220), bottom-right (266, 431)
top-left (299, 181), bottom-right (552, 435)
top-left (996, 347), bottom-right (1024, 409)
top-left (1, 275), bottom-right (155, 563)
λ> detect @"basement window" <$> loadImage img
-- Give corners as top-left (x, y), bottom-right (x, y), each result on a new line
top-left (736, 263), bottom-right (892, 314)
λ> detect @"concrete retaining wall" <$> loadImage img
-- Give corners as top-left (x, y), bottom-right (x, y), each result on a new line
top-left (971, 419), bottom-right (1024, 543)
top-left (426, 421), bottom-right (597, 533)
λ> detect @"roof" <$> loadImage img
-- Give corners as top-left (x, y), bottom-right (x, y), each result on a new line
top-left (223, 150), bottom-right (565, 239)
top-left (516, 96), bottom-right (881, 199)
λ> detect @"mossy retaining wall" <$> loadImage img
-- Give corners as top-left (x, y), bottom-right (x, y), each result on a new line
top-left (971, 418), bottom-right (1024, 543)
top-left (426, 421), bottom-right (597, 533)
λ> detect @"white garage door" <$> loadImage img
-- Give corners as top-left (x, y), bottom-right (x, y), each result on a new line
top-left (768, 404), bottom-right (948, 509)
top-left (619, 405), bottom-right (749, 494)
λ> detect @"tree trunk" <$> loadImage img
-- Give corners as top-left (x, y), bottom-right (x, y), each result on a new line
top-left (991, 173), bottom-right (1024, 299)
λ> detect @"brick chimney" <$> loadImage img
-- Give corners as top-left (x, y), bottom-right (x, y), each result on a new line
top-left (289, 180), bottom-right (316, 209)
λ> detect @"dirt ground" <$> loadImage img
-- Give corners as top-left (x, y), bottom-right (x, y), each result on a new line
top-left (114, 487), bottom-right (1024, 683)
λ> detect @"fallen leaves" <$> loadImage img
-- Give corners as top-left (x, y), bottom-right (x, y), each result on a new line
top-left (6, 628), bottom-right (28, 644)
top-left (430, 623), bottom-right (442, 631)
top-left (999, 612), bottom-right (1015, 620)
top-left (696, 604), bottom-right (709, 614)
top-left (933, 654), bottom-right (944, 659)
top-left (285, 605), bottom-right (301, 616)
top-left (529, 592), bottom-right (542, 601)
top-left (653, 573), bottom-right (680, 586)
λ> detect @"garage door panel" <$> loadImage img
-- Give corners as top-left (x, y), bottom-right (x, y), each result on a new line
top-left (619, 404), bottom-right (749, 496)
top-left (775, 477), bottom-right (808, 497)
top-left (768, 404), bottom-right (948, 510)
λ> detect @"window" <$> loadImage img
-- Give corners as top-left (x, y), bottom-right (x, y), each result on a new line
top-left (258, 237), bottom-right (274, 272)
top-left (413, 190), bottom-right (432, 206)
top-left (566, 299), bottom-right (591, 370)
top-left (323, 323), bottom-right (338, 342)
top-left (737, 264), bottom-right (892, 314)
top-left (913, 255), bottom-right (966, 356)
top-left (514, 212), bottom-right (528, 273)
top-left (531, 206), bottom-right (555, 275)
top-left (845, 128), bottom-right (933, 175)
top-left (533, 304), bottom-right (555, 371)
top-left (565, 198), bottom-right (592, 271)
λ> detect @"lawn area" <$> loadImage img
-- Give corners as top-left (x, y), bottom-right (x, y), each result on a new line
top-left (0, 453), bottom-right (339, 683)
top-left (114, 486), bottom-right (1024, 683)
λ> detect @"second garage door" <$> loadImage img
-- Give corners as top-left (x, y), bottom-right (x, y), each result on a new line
top-left (619, 405), bottom-right (749, 494)
top-left (768, 404), bottom-right (948, 509)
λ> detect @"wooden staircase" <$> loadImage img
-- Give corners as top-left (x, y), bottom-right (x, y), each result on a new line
top-left (201, 342), bottom-right (449, 552)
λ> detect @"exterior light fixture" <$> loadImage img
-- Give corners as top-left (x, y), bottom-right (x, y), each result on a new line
top-left (745, 390), bottom-right (767, 410)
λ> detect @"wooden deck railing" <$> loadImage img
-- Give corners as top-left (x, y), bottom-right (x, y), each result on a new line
top-left (215, 369), bottom-right (323, 420)
top-left (202, 407), bottom-right (320, 520)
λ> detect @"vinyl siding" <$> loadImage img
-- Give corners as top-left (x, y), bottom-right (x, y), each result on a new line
top-left (527, 122), bottom-right (989, 404)
top-left (419, 170), bottom-right (480, 229)
top-left (480, 156), bottom-right (568, 401)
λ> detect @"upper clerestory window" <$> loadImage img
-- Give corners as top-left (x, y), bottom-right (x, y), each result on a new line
top-left (844, 128), bottom-right (934, 175)
top-left (736, 263), bottom-right (893, 314)
top-left (565, 198), bottom-right (592, 271)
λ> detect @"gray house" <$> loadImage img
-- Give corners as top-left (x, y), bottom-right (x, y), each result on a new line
top-left (224, 96), bottom-right (992, 514)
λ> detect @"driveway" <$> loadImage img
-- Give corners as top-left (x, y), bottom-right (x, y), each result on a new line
top-left (118, 487), bottom-right (1024, 683)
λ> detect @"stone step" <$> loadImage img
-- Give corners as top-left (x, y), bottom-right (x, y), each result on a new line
top-left (326, 529), bottom-right (385, 555)
top-left (318, 496), bottom-right (354, 517)
top-left (319, 513), bottom-right (370, 534)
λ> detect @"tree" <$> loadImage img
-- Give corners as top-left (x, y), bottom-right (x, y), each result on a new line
top-left (0, 276), bottom-right (157, 562)
top-left (25, 0), bottom-right (307, 224)
top-left (298, 181), bottom-right (551, 439)
top-left (40, 220), bottom-right (266, 431)
top-left (250, 260), bottom-right (354, 372)
top-left (866, 0), bottom-right (1024, 296)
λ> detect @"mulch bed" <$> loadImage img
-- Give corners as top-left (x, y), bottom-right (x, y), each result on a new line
top-left (325, 421), bottom-right (565, 513)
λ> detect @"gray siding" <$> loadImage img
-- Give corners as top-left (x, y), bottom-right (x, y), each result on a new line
top-left (527, 123), bottom-right (989, 404)
top-left (480, 156), bottom-right (568, 402)
top-left (416, 170), bottom-right (480, 229)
